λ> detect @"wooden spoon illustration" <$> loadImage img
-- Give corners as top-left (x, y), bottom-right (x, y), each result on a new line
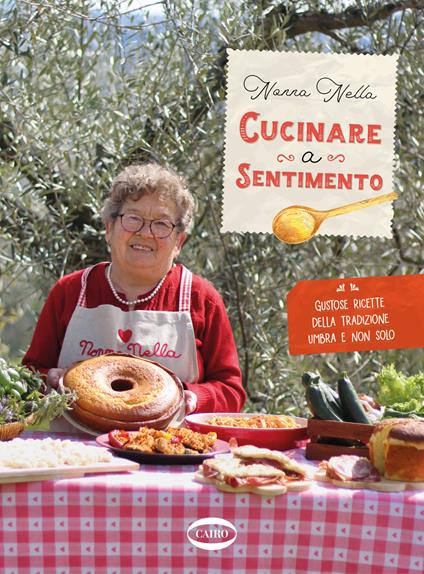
top-left (272, 191), bottom-right (398, 245)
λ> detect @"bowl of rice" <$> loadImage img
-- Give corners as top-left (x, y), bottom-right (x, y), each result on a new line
top-left (184, 413), bottom-right (308, 450)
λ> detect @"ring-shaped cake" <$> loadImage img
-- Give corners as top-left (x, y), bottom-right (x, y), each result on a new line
top-left (62, 354), bottom-right (185, 432)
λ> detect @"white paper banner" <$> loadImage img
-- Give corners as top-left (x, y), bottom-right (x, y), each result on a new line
top-left (222, 50), bottom-right (398, 243)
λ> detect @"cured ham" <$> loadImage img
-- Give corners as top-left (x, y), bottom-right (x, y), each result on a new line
top-left (227, 475), bottom-right (286, 488)
top-left (320, 455), bottom-right (381, 482)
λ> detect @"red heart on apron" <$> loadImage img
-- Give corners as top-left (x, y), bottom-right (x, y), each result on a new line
top-left (118, 329), bottom-right (132, 343)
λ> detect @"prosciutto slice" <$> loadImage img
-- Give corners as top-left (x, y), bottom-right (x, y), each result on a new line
top-left (202, 464), bottom-right (219, 479)
top-left (239, 457), bottom-right (292, 471)
top-left (324, 455), bottom-right (381, 482)
top-left (227, 475), bottom-right (286, 488)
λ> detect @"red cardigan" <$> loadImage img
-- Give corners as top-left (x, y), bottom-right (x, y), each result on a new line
top-left (23, 263), bottom-right (246, 413)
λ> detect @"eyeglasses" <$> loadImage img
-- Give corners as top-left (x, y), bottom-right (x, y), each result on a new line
top-left (118, 213), bottom-right (177, 238)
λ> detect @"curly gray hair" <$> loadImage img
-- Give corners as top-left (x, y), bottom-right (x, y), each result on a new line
top-left (102, 163), bottom-right (195, 232)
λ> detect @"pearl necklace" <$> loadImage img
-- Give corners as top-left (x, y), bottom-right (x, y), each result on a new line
top-left (106, 263), bottom-right (167, 306)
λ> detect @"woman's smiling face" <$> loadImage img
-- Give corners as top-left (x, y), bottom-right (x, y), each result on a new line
top-left (106, 194), bottom-right (186, 279)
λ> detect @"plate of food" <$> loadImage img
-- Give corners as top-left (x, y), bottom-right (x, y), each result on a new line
top-left (96, 426), bottom-right (230, 464)
top-left (185, 413), bottom-right (308, 450)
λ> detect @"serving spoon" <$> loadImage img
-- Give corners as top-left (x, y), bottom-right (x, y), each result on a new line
top-left (272, 191), bottom-right (398, 245)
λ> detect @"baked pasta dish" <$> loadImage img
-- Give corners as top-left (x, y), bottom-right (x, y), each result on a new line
top-left (207, 414), bottom-right (299, 429)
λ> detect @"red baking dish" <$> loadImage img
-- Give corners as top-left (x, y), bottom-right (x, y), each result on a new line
top-left (185, 413), bottom-right (308, 451)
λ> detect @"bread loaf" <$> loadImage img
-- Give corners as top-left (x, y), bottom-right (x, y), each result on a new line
top-left (369, 418), bottom-right (424, 481)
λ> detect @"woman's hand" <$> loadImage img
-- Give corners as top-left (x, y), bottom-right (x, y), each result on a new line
top-left (46, 368), bottom-right (64, 389)
top-left (184, 390), bottom-right (198, 415)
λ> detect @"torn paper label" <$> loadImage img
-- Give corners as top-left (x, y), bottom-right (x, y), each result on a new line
top-left (221, 50), bottom-right (398, 242)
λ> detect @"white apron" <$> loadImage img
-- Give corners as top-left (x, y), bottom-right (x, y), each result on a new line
top-left (53, 264), bottom-right (199, 433)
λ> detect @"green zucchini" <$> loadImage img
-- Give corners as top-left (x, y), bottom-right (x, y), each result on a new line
top-left (317, 381), bottom-right (344, 419)
top-left (305, 383), bottom-right (344, 421)
top-left (317, 437), bottom-right (361, 446)
top-left (301, 371), bottom-right (321, 388)
top-left (302, 371), bottom-right (344, 419)
top-left (337, 375), bottom-right (371, 424)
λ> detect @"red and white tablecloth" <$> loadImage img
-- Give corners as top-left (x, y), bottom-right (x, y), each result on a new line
top-left (1, 432), bottom-right (424, 574)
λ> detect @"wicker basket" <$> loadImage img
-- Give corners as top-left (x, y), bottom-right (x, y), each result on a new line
top-left (0, 420), bottom-right (26, 441)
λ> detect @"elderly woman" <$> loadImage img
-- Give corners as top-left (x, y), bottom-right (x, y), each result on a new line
top-left (23, 163), bottom-right (245, 416)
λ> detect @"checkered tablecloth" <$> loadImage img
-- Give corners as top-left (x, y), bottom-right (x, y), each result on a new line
top-left (1, 432), bottom-right (424, 574)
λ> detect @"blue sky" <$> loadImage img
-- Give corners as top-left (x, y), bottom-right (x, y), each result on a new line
top-left (94, 0), bottom-right (164, 15)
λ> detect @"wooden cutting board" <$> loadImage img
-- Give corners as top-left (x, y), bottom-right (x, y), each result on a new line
top-left (0, 457), bottom-right (139, 484)
top-left (315, 470), bottom-right (424, 492)
top-left (194, 471), bottom-right (313, 496)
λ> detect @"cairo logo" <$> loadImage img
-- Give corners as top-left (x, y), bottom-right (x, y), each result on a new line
top-left (186, 517), bottom-right (237, 550)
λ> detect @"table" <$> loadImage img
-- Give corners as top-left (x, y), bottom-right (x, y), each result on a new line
top-left (1, 432), bottom-right (424, 574)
